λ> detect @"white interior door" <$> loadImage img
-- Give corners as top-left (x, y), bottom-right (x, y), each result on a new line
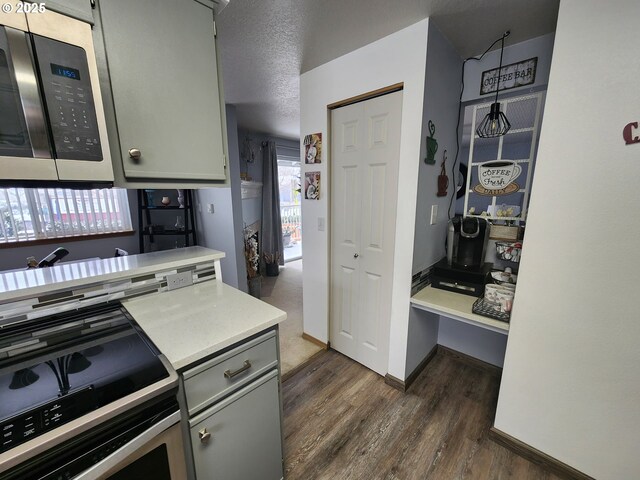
top-left (330, 90), bottom-right (402, 376)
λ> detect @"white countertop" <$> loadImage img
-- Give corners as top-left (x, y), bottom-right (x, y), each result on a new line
top-left (411, 285), bottom-right (509, 334)
top-left (0, 247), bottom-right (224, 303)
top-left (123, 281), bottom-right (287, 370)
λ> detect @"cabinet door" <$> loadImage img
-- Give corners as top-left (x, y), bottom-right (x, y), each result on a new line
top-left (189, 371), bottom-right (283, 480)
top-left (40, 1), bottom-right (95, 24)
top-left (98, 0), bottom-right (226, 181)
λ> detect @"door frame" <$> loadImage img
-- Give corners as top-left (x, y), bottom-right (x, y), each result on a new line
top-left (326, 82), bottom-right (404, 370)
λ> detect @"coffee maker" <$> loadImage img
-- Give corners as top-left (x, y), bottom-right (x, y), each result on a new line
top-left (447, 216), bottom-right (489, 268)
top-left (432, 216), bottom-right (492, 296)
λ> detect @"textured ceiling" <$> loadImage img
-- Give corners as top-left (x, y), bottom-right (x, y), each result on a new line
top-left (217, 0), bottom-right (559, 139)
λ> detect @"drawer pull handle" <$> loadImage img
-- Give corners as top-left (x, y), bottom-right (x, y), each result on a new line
top-left (199, 428), bottom-right (212, 444)
top-left (224, 360), bottom-right (252, 379)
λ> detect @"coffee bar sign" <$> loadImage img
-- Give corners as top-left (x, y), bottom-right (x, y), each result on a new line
top-left (480, 57), bottom-right (538, 95)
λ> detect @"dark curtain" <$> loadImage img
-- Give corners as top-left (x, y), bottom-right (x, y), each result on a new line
top-left (261, 141), bottom-right (284, 266)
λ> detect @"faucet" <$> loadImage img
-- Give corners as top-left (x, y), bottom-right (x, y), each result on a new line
top-left (36, 247), bottom-right (69, 268)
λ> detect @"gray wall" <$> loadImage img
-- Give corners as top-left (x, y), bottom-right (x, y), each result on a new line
top-left (405, 22), bottom-right (462, 377)
top-left (411, 23), bottom-right (462, 276)
top-left (195, 105), bottom-right (247, 291)
top-left (0, 189), bottom-right (140, 271)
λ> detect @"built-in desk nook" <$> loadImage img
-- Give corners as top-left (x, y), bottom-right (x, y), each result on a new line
top-left (410, 285), bottom-right (509, 367)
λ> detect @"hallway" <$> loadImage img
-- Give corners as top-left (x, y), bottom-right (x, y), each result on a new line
top-left (260, 259), bottom-right (322, 375)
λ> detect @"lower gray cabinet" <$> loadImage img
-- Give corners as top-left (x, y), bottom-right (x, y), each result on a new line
top-left (189, 369), bottom-right (284, 480)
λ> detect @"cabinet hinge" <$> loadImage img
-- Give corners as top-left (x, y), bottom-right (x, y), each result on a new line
top-left (213, 20), bottom-right (217, 38)
top-left (223, 155), bottom-right (226, 168)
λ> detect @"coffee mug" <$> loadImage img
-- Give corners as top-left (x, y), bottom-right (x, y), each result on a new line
top-left (478, 161), bottom-right (522, 191)
top-left (495, 288), bottom-right (515, 313)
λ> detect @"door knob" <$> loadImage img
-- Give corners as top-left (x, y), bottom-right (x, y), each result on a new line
top-left (199, 428), bottom-right (212, 444)
top-left (128, 148), bottom-right (141, 161)
top-left (354, 253), bottom-right (359, 258)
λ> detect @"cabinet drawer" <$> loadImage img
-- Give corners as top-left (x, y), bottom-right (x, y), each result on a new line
top-left (189, 370), bottom-right (283, 480)
top-left (183, 330), bottom-right (278, 415)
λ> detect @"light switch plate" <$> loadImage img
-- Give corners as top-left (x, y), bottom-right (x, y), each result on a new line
top-left (207, 203), bottom-right (215, 214)
top-left (430, 205), bottom-right (438, 225)
top-left (166, 271), bottom-right (193, 291)
top-left (318, 217), bottom-right (325, 231)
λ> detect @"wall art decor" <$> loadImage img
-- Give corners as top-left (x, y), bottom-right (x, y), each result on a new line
top-left (623, 121), bottom-right (640, 145)
top-left (425, 120), bottom-right (438, 164)
top-left (303, 133), bottom-right (322, 164)
top-left (437, 150), bottom-right (449, 197)
top-left (304, 171), bottom-right (321, 199)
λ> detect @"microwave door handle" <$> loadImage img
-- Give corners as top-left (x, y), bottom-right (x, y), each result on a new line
top-left (5, 27), bottom-right (51, 158)
top-left (73, 410), bottom-right (181, 480)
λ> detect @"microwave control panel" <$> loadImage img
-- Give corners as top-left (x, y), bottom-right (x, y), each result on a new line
top-left (33, 35), bottom-right (103, 161)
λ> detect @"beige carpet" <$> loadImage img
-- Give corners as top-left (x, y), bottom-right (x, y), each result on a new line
top-left (260, 259), bottom-right (322, 376)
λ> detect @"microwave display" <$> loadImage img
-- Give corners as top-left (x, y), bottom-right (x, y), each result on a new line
top-left (50, 63), bottom-right (80, 81)
top-left (33, 35), bottom-right (102, 161)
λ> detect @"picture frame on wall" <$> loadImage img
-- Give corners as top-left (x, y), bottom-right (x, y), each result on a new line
top-left (305, 171), bottom-right (320, 199)
top-left (303, 133), bottom-right (322, 164)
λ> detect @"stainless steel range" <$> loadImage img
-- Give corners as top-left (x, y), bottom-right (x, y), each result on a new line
top-left (0, 302), bottom-right (187, 479)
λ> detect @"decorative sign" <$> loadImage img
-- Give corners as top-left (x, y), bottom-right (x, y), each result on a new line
top-left (425, 120), bottom-right (438, 165)
top-left (305, 171), bottom-right (320, 200)
top-left (480, 57), bottom-right (537, 95)
top-left (304, 133), bottom-right (322, 163)
top-left (437, 150), bottom-right (448, 197)
top-left (623, 122), bottom-right (640, 145)
top-left (474, 160), bottom-right (522, 196)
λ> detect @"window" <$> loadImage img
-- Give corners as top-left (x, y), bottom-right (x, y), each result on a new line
top-left (0, 188), bottom-right (132, 244)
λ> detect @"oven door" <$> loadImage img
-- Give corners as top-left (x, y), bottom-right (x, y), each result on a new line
top-left (1, 396), bottom-right (187, 480)
top-left (77, 412), bottom-right (187, 480)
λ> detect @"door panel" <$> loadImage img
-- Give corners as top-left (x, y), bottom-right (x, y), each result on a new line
top-left (330, 90), bottom-right (402, 376)
top-left (337, 266), bottom-right (356, 339)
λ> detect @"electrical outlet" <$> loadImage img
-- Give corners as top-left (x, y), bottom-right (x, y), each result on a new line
top-left (430, 205), bottom-right (438, 225)
top-left (207, 203), bottom-right (215, 214)
top-left (166, 271), bottom-right (193, 291)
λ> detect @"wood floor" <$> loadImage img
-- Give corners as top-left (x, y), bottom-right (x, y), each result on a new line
top-left (282, 349), bottom-right (562, 480)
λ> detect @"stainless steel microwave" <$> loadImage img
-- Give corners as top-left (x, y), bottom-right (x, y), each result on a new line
top-left (0, 8), bottom-right (113, 183)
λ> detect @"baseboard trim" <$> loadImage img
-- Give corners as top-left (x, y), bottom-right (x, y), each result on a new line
top-left (384, 374), bottom-right (405, 391)
top-left (302, 332), bottom-right (329, 349)
top-left (489, 427), bottom-right (594, 480)
top-left (438, 345), bottom-right (502, 375)
top-left (281, 349), bottom-right (327, 383)
top-left (384, 344), bottom-right (438, 392)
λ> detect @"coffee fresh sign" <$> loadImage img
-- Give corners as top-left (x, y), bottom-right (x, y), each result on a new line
top-left (480, 57), bottom-right (538, 95)
top-left (474, 160), bottom-right (522, 196)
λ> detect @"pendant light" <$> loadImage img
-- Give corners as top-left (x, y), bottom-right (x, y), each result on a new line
top-left (476, 31), bottom-right (511, 138)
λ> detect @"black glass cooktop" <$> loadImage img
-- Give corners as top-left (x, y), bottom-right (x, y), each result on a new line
top-left (0, 303), bottom-right (169, 454)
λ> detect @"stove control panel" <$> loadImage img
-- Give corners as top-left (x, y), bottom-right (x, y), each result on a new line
top-left (0, 387), bottom-right (95, 454)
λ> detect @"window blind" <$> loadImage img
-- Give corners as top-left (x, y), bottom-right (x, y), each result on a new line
top-left (0, 188), bottom-right (132, 244)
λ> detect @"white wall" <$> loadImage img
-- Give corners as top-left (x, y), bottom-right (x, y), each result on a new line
top-left (300, 19), bottom-right (429, 379)
top-left (494, 1), bottom-right (640, 478)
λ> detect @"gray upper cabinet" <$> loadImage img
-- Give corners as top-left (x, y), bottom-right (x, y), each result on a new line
top-left (39, 1), bottom-right (95, 24)
top-left (97, 0), bottom-right (227, 183)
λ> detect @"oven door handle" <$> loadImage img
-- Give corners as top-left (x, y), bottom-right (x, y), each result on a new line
top-left (73, 410), bottom-right (181, 480)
